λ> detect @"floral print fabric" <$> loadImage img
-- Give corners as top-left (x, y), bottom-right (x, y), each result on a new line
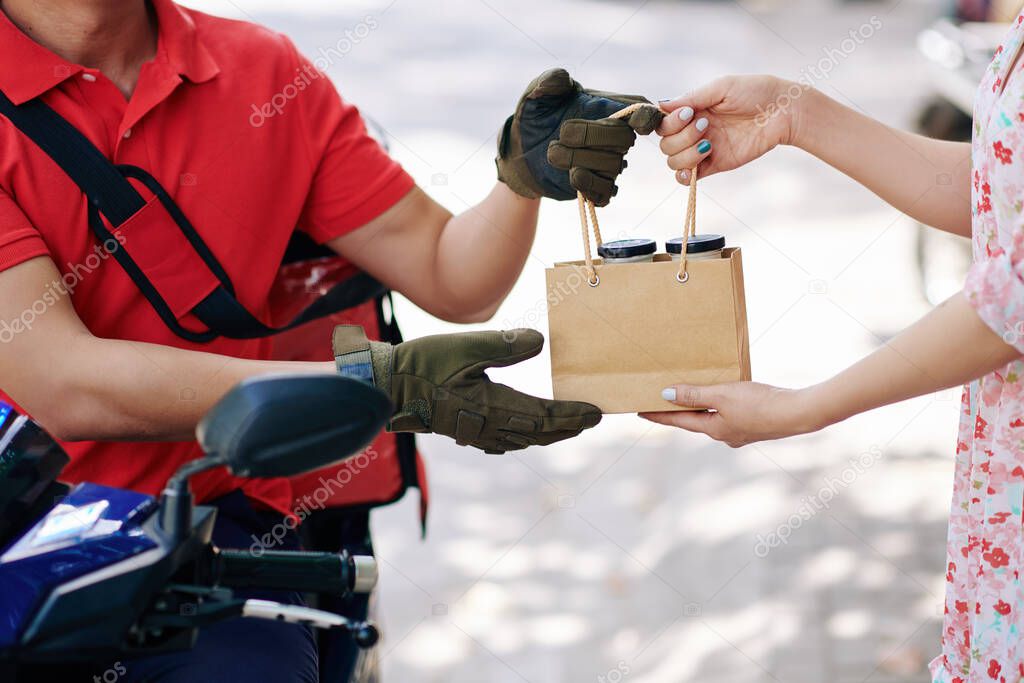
top-left (931, 11), bottom-right (1024, 683)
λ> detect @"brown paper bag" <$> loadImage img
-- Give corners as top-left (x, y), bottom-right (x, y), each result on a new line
top-left (546, 165), bottom-right (751, 414)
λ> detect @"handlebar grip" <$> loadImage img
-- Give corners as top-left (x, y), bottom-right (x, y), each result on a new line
top-left (214, 549), bottom-right (378, 595)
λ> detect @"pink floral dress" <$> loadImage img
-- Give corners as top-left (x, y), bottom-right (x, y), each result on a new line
top-left (931, 11), bottom-right (1024, 683)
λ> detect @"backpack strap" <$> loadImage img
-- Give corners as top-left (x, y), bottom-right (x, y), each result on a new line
top-left (0, 90), bottom-right (385, 341)
top-left (0, 92), bottom-right (145, 225)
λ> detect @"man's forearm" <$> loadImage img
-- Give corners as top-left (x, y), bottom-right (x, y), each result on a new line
top-left (433, 182), bottom-right (540, 321)
top-left (329, 184), bottom-right (539, 324)
top-left (807, 292), bottom-right (1019, 428)
top-left (795, 89), bottom-right (972, 237)
top-left (51, 333), bottom-right (332, 442)
top-left (0, 257), bottom-right (336, 443)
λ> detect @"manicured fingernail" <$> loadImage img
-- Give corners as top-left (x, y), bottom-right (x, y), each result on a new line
top-left (661, 387), bottom-right (677, 402)
top-left (695, 117), bottom-right (709, 132)
top-left (678, 106), bottom-right (694, 122)
top-left (678, 169), bottom-right (690, 181)
top-left (697, 139), bottom-right (712, 154)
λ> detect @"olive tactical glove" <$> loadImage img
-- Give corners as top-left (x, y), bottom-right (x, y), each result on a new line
top-left (333, 326), bottom-right (602, 454)
top-left (496, 68), bottom-right (664, 207)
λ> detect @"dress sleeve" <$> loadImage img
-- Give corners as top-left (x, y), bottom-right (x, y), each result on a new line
top-left (288, 41), bottom-right (415, 244)
top-left (0, 188), bottom-right (50, 272)
top-left (964, 114), bottom-right (1024, 352)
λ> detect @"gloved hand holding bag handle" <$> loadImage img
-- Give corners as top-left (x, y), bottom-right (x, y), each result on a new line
top-left (496, 68), bottom-right (665, 207)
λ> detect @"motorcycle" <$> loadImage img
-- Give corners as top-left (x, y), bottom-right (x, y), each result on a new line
top-left (0, 373), bottom-right (394, 681)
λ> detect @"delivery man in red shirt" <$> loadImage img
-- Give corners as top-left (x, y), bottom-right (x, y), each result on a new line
top-left (0, 0), bottom-right (663, 680)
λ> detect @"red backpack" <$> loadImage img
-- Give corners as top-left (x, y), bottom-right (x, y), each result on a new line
top-left (268, 253), bottom-right (428, 531)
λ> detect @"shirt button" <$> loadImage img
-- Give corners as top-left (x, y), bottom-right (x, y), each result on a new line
top-left (81, 73), bottom-right (97, 82)
top-left (123, 129), bottom-right (132, 139)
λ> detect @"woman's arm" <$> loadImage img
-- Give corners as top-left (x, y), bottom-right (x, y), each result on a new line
top-left (796, 88), bottom-right (972, 237)
top-left (658, 77), bottom-right (972, 236)
top-left (640, 290), bottom-right (1018, 447)
top-left (328, 184), bottom-right (539, 324)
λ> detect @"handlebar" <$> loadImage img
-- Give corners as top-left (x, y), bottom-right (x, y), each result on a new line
top-left (211, 548), bottom-right (378, 596)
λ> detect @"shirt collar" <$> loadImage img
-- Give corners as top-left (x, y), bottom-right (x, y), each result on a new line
top-left (0, 0), bottom-right (219, 105)
top-left (151, 0), bottom-right (220, 86)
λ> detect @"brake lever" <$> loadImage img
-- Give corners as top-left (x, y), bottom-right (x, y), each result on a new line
top-left (137, 586), bottom-right (380, 649)
top-left (242, 599), bottom-right (380, 648)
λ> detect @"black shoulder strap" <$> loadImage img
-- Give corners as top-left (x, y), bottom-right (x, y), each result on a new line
top-left (0, 92), bottom-right (145, 225)
top-left (0, 90), bottom-right (385, 341)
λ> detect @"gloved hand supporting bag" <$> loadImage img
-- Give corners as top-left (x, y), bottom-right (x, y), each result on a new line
top-left (333, 326), bottom-right (601, 454)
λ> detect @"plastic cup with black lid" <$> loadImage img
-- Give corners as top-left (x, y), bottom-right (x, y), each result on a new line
top-left (597, 238), bottom-right (657, 264)
top-left (666, 234), bottom-right (725, 261)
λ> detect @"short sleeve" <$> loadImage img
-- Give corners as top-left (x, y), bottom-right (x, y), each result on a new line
top-left (290, 46), bottom-right (415, 244)
top-left (965, 127), bottom-right (1024, 353)
top-left (0, 189), bottom-right (49, 271)
top-left (965, 243), bottom-right (1024, 352)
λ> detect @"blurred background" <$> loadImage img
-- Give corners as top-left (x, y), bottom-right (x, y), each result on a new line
top-left (188, 1), bottom-right (1016, 680)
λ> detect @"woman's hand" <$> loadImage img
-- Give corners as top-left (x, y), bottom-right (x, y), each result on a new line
top-left (640, 294), bottom-right (1024, 448)
top-left (639, 382), bottom-right (825, 448)
top-left (660, 75), bottom-right (973, 235)
top-left (657, 75), bottom-right (803, 184)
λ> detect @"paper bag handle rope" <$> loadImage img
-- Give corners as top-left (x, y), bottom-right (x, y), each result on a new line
top-left (577, 103), bottom-right (698, 287)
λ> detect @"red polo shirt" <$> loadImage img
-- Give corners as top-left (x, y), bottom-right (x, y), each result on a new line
top-left (0, 0), bottom-right (415, 514)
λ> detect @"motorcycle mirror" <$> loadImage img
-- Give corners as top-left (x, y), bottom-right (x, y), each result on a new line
top-left (196, 374), bottom-right (392, 478)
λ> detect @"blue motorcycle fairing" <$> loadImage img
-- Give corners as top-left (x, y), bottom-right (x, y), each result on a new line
top-left (0, 483), bottom-right (157, 648)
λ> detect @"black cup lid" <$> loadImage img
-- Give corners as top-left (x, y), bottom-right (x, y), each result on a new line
top-left (666, 234), bottom-right (726, 254)
top-left (597, 238), bottom-right (657, 259)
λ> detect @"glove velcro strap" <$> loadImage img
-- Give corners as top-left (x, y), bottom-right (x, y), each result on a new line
top-left (332, 325), bottom-right (395, 396)
top-left (333, 325), bottom-right (374, 384)
top-left (332, 324), bottom-right (370, 356)
top-left (336, 348), bottom-right (374, 384)
top-left (368, 341), bottom-right (394, 395)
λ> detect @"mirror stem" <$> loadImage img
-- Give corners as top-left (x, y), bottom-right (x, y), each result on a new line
top-left (159, 456), bottom-right (222, 542)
